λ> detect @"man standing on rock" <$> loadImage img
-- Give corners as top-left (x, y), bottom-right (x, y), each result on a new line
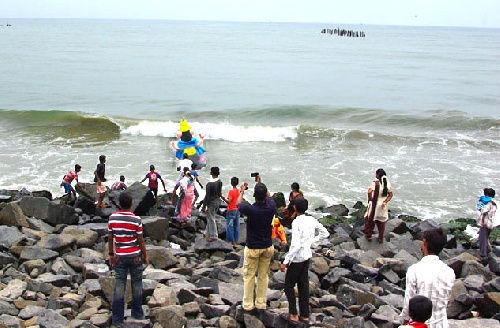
top-left (280, 197), bottom-right (329, 324)
top-left (401, 228), bottom-right (455, 328)
top-left (108, 192), bottom-right (149, 326)
top-left (237, 174), bottom-right (276, 313)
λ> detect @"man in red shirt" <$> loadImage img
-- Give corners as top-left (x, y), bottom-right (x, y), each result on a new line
top-left (61, 164), bottom-right (82, 202)
top-left (108, 192), bottom-right (149, 326)
top-left (222, 176), bottom-right (242, 247)
top-left (140, 165), bottom-right (167, 199)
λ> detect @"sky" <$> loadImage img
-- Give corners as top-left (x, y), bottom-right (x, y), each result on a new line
top-left (1, 0), bottom-right (499, 28)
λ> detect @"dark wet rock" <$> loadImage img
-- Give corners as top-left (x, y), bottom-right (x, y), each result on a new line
top-left (474, 292), bottom-right (500, 318)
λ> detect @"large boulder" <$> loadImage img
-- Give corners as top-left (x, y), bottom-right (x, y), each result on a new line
top-left (0, 226), bottom-right (24, 248)
top-left (142, 216), bottom-right (169, 242)
top-left (19, 196), bottom-right (51, 221)
top-left (0, 202), bottom-right (28, 227)
top-left (36, 234), bottom-right (77, 252)
top-left (146, 245), bottom-right (179, 269)
top-left (61, 226), bottom-right (99, 248)
top-left (19, 246), bottom-right (59, 262)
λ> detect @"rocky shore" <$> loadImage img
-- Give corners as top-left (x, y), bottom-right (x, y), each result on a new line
top-left (0, 182), bottom-right (499, 328)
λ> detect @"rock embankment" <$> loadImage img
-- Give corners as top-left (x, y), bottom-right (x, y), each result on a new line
top-left (0, 185), bottom-right (499, 328)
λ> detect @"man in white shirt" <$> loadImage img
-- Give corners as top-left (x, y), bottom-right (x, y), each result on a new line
top-left (401, 228), bottom-right (455, 328)
top-left (177, 153), bottom-right (193, 173)
top-left (280, 197), bottom-right (329, 323)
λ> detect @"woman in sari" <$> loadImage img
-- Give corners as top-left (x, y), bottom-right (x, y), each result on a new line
top-left (364, 168), bottom-right (393, 243)
top-left (177, 171), bottom-right (195, 226)
top-left (281, 182), bottom-right (304, 228)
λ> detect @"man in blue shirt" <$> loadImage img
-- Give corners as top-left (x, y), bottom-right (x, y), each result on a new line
top-left (237, 175), bottom-right (276, 313)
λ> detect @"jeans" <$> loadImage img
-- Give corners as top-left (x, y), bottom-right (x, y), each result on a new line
top-left (284, 259), bottom-right (310, 318)
top-left (112, 255), bottom-right (144, 324)
top-left (226, 210), bottom-right (240, 243)
top-left (242, 245), bottom-right (274, 311)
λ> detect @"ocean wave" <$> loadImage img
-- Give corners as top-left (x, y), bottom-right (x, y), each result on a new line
top-left (121, 120), bottom-right (298, 142)
top-left (1, 108), bottom-right (498, 148)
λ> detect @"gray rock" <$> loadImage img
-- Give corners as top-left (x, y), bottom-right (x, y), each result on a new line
top-left (36, 233), bottom-right (77, 251)
top-left (61, 226), bottom-right (99, 248)
top-left (384, 218), bottom-right (408, 235)
top-left (218, 282), bottom-right (245, 305)
top-left (23, 307), bottom-right (70, 327)
top-left (34, 273), bottom-right (73, 288)
top-left (83, 263), bottom-right (111, 279)
top-left (407, 219), bottom-right (440, 240)
top-left (146, 245), bottom-right (179, 270)
top-left (209, 266), bottom-right (242, 284)
top-left (0, 314), bottom-right (25, 328)
top-left (0, 278), bottom-right (27, 299)
top-left (148, 286), bottom-right (179, 307)
top-left (79, 222), bottom-right (108, 237)
top-left (310, 256), bottom-right (330, 276)
top-left (336, 285), bottom-right (377, 307)
top-left (483, 277), bottom-right (500, 293)
top-left (199, 303), bottom-right (230, 318)
top-left (461, 260), bottom-right (495, 281)
top-left (19, 196), bottom-right (51, 220)
top-left (0, 225), bottom-right (23, 248)
top-left (0, 201), bottom-right (29, 227)
top-left (370, 304), bottom-right (403, 326)
top-left (20, 246), bottom-right (59, 261)
top-left (321, 267), bottom-right (351, 289)
top-left (26, 217), bottom-right (55, 233)
top-left (219, 315), bottom-right (238, 328)
top-left (0, 252), bottom-right (16, 267)
top-left (0, 300), bottom-right (19, 316)
top-left (150, 305), bottom-right (187, 328)
top-left (142, 216), bottom-right (170, 242)
top-left (51, 257), bottom-right (77, 276)
top-left (448, 318), bottom-right (500, 328)
top-left (463, 275), bottom-right (485, 292)
top-left (194, 236), bottom-right (234, 252)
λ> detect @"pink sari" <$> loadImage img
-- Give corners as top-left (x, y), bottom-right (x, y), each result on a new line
top-left (178, 178), bottom-right (195, 223)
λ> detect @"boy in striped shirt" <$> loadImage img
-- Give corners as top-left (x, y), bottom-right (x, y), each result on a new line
top-left (108, 192), bottom-right (149, 326)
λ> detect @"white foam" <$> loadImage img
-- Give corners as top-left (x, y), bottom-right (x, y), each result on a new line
top-left (121, 120), bottom-right (298, 142)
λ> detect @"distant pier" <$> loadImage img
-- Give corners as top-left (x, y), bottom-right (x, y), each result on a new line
top-left (321, 28), bottom-right (365, 37)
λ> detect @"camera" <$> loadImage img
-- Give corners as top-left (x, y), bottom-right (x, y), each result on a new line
top-left (243, 182), bottom-right (249, 190)
top-left (250, 172), bottom-right (259, 178)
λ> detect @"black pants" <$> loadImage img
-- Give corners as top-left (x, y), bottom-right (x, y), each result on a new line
top-left (284, 259), bottom-right (310, 318)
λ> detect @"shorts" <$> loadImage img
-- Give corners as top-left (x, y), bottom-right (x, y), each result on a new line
top-left (61, 182), bottom-right (74, 193)
top-left (97, 183), bottom-right (107, 194)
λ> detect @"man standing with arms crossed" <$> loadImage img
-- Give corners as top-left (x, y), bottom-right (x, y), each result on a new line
top-left (237, 174), bottom-right (276, 314)
top-left (401, 228), bottom-right (455, 328)
top-left (108, 192), bottom-right (149, 327)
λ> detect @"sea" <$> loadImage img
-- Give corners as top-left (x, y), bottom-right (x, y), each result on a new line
top-left (0, 19), bottom-right (499, 223)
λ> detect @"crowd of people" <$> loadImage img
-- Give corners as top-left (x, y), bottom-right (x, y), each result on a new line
top-left (60, 158), bottom-right (496, 328)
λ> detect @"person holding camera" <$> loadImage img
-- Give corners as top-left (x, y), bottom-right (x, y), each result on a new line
top-left (237, 173), bottom-right (276, 313)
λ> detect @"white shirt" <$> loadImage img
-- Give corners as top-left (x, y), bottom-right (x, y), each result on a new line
top-left (177, 158), bottom-right (193, 172)
top-left (401, 255), bottom-right (455, 328)
top-left (283, 214), bottom-right (329, 265)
